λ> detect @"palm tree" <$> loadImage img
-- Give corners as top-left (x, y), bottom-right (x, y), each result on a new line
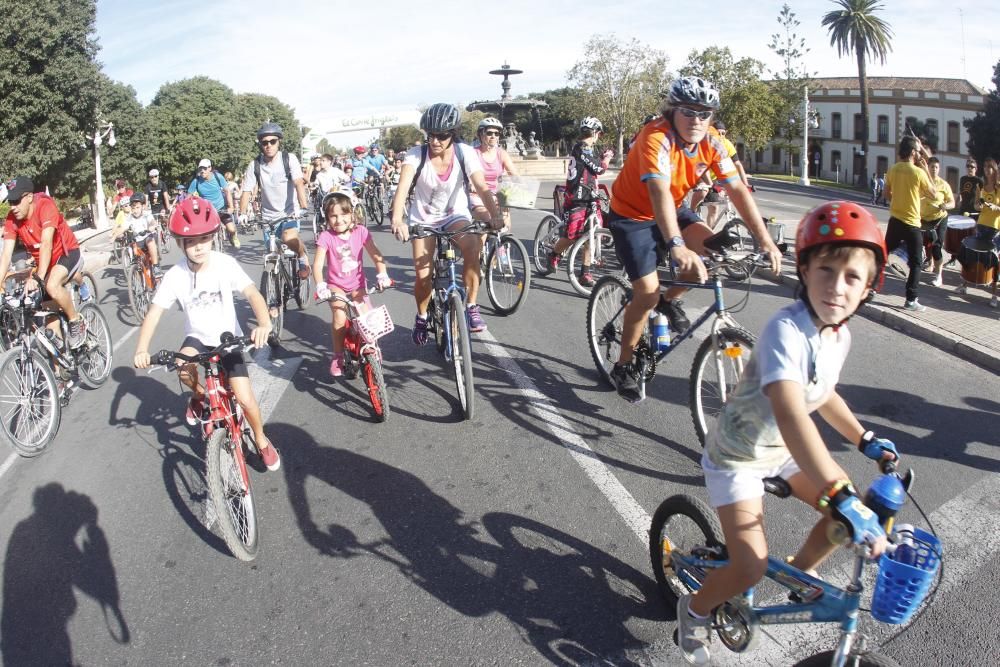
top-left (822, 0), bottom-right (893, 186)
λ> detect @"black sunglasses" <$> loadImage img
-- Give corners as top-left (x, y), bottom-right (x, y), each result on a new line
top-left (259, 138), bottom-right (279, 147)
top-left (428, 132), bottom-right (453, 142)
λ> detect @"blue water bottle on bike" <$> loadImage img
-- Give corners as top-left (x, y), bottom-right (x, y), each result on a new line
top-left (649, 312), bottom-right (670, 352)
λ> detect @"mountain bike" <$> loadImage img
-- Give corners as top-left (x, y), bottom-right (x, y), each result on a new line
top-left (0, 272), bottom-right (113, 457)
top-left (121, 231), bottom-right (159, 323)
top-left (587, 223), bottom-right (782, 445)
top-left (363, 176), bottom-right (385, 227)
top-left (149, 333), bottom-right (270, 561)
top-left (317, 283), bottom-right (395, 422)
top-left (412, 221), bottom-right (486, 421)
top-left (478, 229), bottom-right (531, 315)
top-left (650, 458), bottom-right (939, 666)
top-left (259, 217), bottom-right (313, 340)
top-left (2, 264), bottom-right (95, 349)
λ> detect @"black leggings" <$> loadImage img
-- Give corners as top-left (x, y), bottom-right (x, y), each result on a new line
top-left (885, 217), bottom-right (923, 302)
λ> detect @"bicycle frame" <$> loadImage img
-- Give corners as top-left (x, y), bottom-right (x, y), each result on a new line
top-left (261, 220), bottom-right (298, 287)
top-left (324, 292), bottom-right (383, 360)
top-left (201, 361), bottom-right (251, 490)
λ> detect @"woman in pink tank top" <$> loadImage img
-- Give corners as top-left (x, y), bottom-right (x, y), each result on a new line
top-left (470, 117), bottom-right (519, 228)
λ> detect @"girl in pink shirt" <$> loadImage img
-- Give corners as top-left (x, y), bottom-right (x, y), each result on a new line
top-left (313, 191), bottom-right (390, 376)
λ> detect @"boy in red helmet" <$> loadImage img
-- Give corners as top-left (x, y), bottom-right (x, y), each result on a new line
top-left (132, 198), bottom-right (280, 471)
top-left (675, 201), bottom-right (898, 665)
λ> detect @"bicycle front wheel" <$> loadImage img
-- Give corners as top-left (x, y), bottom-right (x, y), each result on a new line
top-left (0, 348), bottom-right (62, 457)
top-left (126, 264), bottom-right (149, 323)
top-left (567, 227), bottom-right (620, 296)
top-left (586, 275), bottom-right (632, 387)
top-left (361, 351), bottom-right (390, 422)
top-left (290, 260), bottom-right (312, 311)
top-left (205, 427), bottom-right (259, 561)
top-left (447, 291), bottom-right (475, 421)
top-left (690, 327), bottom-right (755, 447)
top-left (260, 270), bottom-right (284, 340)
top-left (532, 214), bottom-right (562, 275)
top-left (76, 303), bottom-right (114, 388)
top-left (0, 305), bottom-right (21, 352)
top-left (485, 234), bottom-right (531, 315)
top-left (649, 494), bottom-right (725, 610)
top-left (72, 271), bottom-right (98, 310)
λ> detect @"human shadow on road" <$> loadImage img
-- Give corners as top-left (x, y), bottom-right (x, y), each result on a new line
top-left (1, 483), bottom-right (130, 665)
top-left (279, 424), bottom-right (662, 665)
top-left (108, 366), bottom-right (230, 556)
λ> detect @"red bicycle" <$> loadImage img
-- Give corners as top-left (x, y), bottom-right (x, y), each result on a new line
top-left (317, 284), bottom-right (394, 422)
top-left (150, 333), bottom-right (269, 561)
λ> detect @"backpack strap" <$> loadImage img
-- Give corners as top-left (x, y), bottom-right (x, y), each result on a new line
top-left (406, 143), bottom-right (472, 201)
top-left (254, 151), bottom-right (294, 187)
top-left (281, 150), bottom-right (292, 181)
top-left (407, 145), bottom-right (428, 200)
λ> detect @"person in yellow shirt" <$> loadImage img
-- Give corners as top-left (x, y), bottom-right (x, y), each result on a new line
top-left (919, 157), bottom-right (956, 287)
top-left (690, 120), bottom-right (751, 228)
top-left (957, 157), bottom-right (1000, 307)
top-left (884, 136), bottom-right (936, 311)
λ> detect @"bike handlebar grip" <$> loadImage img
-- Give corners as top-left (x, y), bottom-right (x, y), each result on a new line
top-left (152, 350), bottom-right (174, 367)
top-left (220, 331), bottom-right (235, 344)
top-left (266, 332), bottom-right (280, 348)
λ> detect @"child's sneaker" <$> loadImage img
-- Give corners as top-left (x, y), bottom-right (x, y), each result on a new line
top-left (467, 304), bottom-right (487, 333)
top-left (991, 295), bottom-right (998, 309)
top-left (257, 438), bottom-right (281, 472)
top-left (955, 283), bottom-right (967, 295)
top-left (185, 396), bottom-right (205, 426)
top-left (676, 594), bottom-right (712, 665)
top-left (329, 354), bottom-right (344, 377)
top-left (547, 251), bottom-right (562, 271)
top-left (412, 314), bottom-right (429, 346)
top-left (297, 258), bottom-right (309, 279)
top-left (579, 271), bottom-right (595, 287)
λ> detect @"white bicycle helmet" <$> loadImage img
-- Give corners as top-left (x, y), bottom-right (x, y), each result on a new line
top-left (580, 117), bottom-right (603, 133)
top-left (663, 76), bottom-right (721, 111)
top-left (478, 117), bottom-right (503, 132)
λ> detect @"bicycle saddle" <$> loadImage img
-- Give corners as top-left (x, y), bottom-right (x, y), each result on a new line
top-left (702, 221), bottom-right (742, 252)
top-left (763, 476), bottom-right (792, 498)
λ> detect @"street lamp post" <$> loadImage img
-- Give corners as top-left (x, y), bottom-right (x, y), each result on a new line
top-left (86, 121), bottom-right (116, 230)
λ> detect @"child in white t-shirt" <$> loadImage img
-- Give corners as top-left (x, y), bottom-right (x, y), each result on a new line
top-left (677, 201), bottom-right (899, 665)
top-left (132, 199), bottom-right (280, 472)
top-left (112, 193), bottom-right (162, 274)
top-left (313, 191), bottom-right (390, 377)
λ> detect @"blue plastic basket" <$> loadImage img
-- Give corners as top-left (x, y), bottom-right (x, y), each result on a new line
top-left (871, 527), bottom-right (941, 624)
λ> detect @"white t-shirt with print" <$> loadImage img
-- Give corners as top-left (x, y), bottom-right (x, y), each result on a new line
top-left (705, 300), bottom-right (851, 471)
top-left (402, 143), bottom-right (482, 226)
top-left (122, 211), bottom-right (154, 235)
top-left (152, 251), bottom-right (254, 346)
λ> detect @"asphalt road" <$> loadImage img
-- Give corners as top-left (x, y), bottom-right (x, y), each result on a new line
top-left (0, 185), bottom-right (996, 666)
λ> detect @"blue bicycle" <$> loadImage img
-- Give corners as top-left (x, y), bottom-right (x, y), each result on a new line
top-left (649, 459), bottom-right (940, 666)
top-left (411, 221), bottom-right (486, 421)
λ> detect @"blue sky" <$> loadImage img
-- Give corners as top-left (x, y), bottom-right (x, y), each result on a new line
top-left (95, 0), bottom-right (998, 143)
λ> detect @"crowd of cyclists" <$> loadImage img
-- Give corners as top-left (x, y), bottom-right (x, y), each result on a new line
top-left (2, 74), bottom-right (926, 665)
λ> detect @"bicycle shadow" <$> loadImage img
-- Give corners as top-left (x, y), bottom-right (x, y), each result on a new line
top-left (1, 483), bottom-right (130, 665)
top-left (278, 424), bottom-right (661, 665)
top-left (107, 367), bottom-right (231, 556)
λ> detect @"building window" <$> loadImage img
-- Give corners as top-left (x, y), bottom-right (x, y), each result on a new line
top-left (947, 122), bottom-right (960, 153)
top-left (946, 167), bottom-right (959, 191)
top-left (831, 113), bottom-right (842, 139)
top-left (831, 150), bottom-right (842, 176)
top-left (854, 114), bottom-right (865, 140)
top-left (876, 156), bottom-right (889, 176)
top-left (905, 116), bottom-right (918, 134)
top-left (755, 148), bottom-right (765, 164)
top-left (925, 119), bottom-right (938, 147)
top-left (771, 146), bottom-right (781, 165)
top-left (877, 116), bottom-right (889, 143)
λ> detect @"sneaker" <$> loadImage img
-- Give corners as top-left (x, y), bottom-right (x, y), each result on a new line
top-left (579, 271), bottom-right (595, 288)
top-left (412, 314), bottom-right (429, 346)
top-left (67, 316), bottom-right (87, 349)
top-left (676, 594), bottom-right (712, 665)
top-left (656, 297), bottom-right (691, 334)
top-left (297, 258), bottom-right (309, 279)
top-left (231, 235), bottom-right (241, 249)
top-left (547, 251), bottom-right (562, 271)
top-left (885, 262), bottom-right (907, 279)
top-left (185, 396), bottom-right (205, 426)
top-left (930, 276), bottom-right (943, 288)
top-left (77, 281), bottom-right (92, 302)
top-left (257, 438), bottom-right (281, 472)
top-left (467, 304), bottom-right (487, 333)
top-left (329, 354), bottom-right (344, 377)
top-left (610, 362), bottom-right (643, 403)
top-left (991, 295), bottom-right (999, 309)
top-left (903, 299), bottom-right (927, 312)
top-left (152, 264), bottom-right (164, 278)
top-left (945, 257), bottom-right (957, 268)
top-left (955, 283), bottom-right (968, 295)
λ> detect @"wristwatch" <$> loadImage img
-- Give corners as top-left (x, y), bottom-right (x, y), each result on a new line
top-left (666, 235), bottom-right (685, 250)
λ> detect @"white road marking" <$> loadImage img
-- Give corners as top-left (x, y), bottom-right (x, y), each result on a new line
top-left (248, 345), bottom-right (302, 422)
top-left (477, 330), bottom-right (651, 543)
top-left (112, 325), bottom-right (139, 352)
top-left (0, 453), bottom-right (17, 481)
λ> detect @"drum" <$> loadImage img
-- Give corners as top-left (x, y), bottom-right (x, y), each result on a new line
top-left (957, 236), bottom-right (999, 286)
top-left (944, 216), bottom-right (976, 255)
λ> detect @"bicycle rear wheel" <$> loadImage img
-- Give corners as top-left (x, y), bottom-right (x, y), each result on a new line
top-left (126, 264), bottom-right (150, 323)
top-left (567, 227), bottom-right (620, 296)
top-left (260, 270), bottom-right (284, 340)
top-left (649, 494), bottom-right (725, 610)
top-left (532, 214), bottom-right (562, 275)
top-left (447, 291), bottom-right (475, 420)
top-left (0, 348), bottom-right (61, 457)
top-left (794, 650), bottom-right (899, 667)
top-left (205, 427), bottom-right (259, 561)
top-left (361, 351), bottom-right (390, 422)
top-left (690, 327), bottom-right (755, 447)
top-left (76, 303), bottom-right (114, 388)
top-left (720, 218), bottom-right (759, 282)
top-left (485, 234), bottom-right (531, 315)
top-left (586, 275), bottom-right (632, 387)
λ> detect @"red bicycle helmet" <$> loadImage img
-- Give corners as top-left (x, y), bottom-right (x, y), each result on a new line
top-left (353, 146), bottom-right (366, 155)
top-left (796, 201), bottom-right (887, 289)
top-left (169, 197), bottom-right (221, 237)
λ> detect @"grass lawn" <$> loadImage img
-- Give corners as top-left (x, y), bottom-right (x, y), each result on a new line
top-left (752, 173), bottom-right (866, 193)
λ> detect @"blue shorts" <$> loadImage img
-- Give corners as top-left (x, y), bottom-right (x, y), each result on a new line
top-left (607, 206), bottom-right (703, 281)
top-left (264, 218), bottom-right (300, 236)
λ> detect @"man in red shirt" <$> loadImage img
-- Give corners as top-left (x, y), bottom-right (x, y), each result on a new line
top-left (0, 176), bottom-right (88, 347)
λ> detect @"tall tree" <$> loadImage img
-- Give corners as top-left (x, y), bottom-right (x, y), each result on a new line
top-left (822, 0), bottom-right (894, 185)
top-left (768, 4), bottom-right (813, 174)
top-left (681, 47), bottom-right (781, 160)
top-left (965, 60), bottom-right (1000, 165)
top-left (233, 92), bottom-right (303, 168)
top-left (0, 0), bottom-right (103, 195)
top-left (567, 34), bottom-right (671, 161)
